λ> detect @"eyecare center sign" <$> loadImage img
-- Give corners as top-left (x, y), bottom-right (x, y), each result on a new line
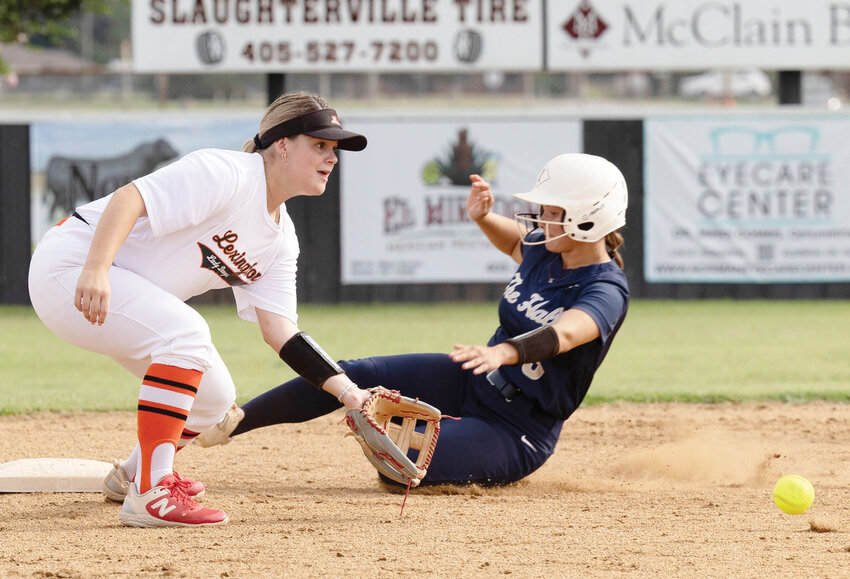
top-left (645, 115), bottom-right (850, 283)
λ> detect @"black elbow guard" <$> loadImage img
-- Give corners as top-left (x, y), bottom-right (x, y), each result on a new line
top-left (505, 325), bottom-right (560, 364)
top-left (278, 332), bottom-right (344, 389)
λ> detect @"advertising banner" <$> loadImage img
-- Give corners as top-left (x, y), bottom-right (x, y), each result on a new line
top-left (645, 115), bottom-right (850, 282)
top-left (30, 113), bottom-right (258, 243)
top-left (340, 115), bottom-right (582, 284)
top-left (546, 0), bottom-right (850, 71)
top-left (132, 0), bottom-right (543, 72)
top-left (133, 1), bottom-right (850, 73)
top-left (30, 112), bottom-right (581, 286)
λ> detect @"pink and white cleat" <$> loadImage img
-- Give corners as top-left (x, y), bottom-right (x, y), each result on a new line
top-left (119, 474), bottom-right (227, 528)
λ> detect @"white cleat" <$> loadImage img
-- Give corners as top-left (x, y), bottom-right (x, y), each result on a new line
top-left (119, 475), bottom-right (227, 528)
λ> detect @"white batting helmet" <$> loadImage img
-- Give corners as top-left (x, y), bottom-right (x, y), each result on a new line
top-left (512, 153), bottom-right (627, 243)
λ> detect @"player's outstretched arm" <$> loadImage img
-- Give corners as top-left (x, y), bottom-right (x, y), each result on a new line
top-left (450, 342), bottom-right (518, 375)
top-left (255, 308), bottom-right (370, 409)
top-left (467, 174), bottom-right (523, 263)
top-left (450, 309), bottom-right (601, 374)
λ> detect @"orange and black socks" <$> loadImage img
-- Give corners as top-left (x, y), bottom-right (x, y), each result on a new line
top-left (136, 363), bottom-right (202, 493)
top-left (178, 427), bottom-right (200, 450)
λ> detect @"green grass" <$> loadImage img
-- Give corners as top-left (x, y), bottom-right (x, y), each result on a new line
top-left (1, 300), bottom-right (848, 414)
top-left (590, 300), bottom-right (850, 404)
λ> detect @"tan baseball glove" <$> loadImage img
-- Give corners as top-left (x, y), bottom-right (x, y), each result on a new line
top-left (344, 387), bottom-right (441, 487)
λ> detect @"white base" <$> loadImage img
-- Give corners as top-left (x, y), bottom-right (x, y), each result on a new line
top-left (0, 458), bottom-right (112, 493)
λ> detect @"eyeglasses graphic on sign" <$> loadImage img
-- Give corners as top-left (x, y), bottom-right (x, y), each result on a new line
top-left (709, 126), bottom-right (820, 156)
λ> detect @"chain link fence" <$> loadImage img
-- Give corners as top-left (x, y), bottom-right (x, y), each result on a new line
top-left (0, 68), bottom-right (752, 111)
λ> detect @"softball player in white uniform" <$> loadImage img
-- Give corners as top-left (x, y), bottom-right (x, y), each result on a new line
top-left (28, 91), bottom-right (374, 527)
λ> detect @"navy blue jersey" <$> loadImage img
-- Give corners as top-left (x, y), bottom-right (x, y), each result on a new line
top-left (488, 231), bottom-right (629, 420)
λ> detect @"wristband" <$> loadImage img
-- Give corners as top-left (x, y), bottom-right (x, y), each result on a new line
top-left (505, 325), bottom-right (560, 364)
top-left (278, 332), bottom-right (344, 390)
top-left (336, 384), bottom-right (356, 403)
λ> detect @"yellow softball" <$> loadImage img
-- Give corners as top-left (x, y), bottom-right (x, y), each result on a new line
top-left (773, 474), bottom-right (815, 515)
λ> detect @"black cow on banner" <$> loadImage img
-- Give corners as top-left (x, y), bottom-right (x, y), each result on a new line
top-left (46, 138), bottom-right (179, 219)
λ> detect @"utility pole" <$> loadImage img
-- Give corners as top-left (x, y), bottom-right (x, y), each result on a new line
top-left (778, 71), bottom-right (802, 105)
top-left (267, 73), bottom-right (286, 104)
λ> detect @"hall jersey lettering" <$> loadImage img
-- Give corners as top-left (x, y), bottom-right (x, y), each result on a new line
top-left (502, 273), bottom-right (564, 325)
top-left (198, 229), bottom-right (263, 286)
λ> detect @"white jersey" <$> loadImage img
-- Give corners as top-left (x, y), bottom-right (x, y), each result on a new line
top-left (74, 148), bottom-right (299, 324)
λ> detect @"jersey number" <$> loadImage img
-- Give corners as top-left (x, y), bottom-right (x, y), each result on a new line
top-left (521, 362), bottom-right (545, 381)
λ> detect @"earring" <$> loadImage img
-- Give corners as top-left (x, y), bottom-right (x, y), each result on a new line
top-left (281, 153), bottom-right (287, 162)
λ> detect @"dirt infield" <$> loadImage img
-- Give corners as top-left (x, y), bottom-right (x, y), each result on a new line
top-left (1, 402), bottom-right (849, 578)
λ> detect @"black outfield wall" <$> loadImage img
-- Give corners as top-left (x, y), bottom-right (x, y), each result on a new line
top-left (0, 125), bottom-right (31, 304)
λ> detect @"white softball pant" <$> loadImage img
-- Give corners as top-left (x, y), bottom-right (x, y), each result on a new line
top-left (28, 219), bottom-right (235, 431)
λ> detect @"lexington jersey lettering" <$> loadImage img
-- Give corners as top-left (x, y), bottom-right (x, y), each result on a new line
top-left (198, 229), bottom-right (264, 286)
top-left (73, 149), bottom-right (299, 323)
top-left (489, 231), bottom-right (629, 420)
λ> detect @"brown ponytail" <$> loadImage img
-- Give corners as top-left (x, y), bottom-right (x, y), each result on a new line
top-left (605, 231), bottom-right (624, 269)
